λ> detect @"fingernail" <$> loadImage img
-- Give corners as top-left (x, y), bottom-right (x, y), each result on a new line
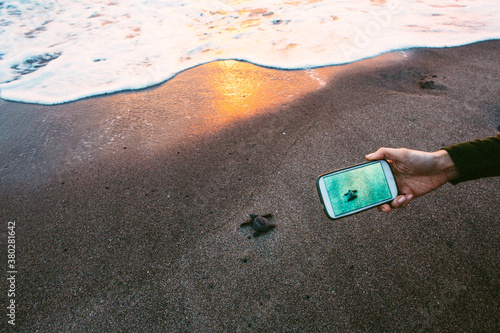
top-left (397, 196), bottom-right (406, 205)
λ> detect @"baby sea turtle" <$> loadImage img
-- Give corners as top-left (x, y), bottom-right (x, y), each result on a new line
top-left (241, 214), bottom-right (275, 237)
top-left (344, 190), bottom-right (358, 202)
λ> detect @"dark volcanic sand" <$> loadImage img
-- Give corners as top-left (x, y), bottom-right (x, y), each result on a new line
top-left (1, 40), bottom-right (499, 332)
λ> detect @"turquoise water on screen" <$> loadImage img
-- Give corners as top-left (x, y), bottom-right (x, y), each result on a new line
top-left (323, 162), bottom-right (392, 216)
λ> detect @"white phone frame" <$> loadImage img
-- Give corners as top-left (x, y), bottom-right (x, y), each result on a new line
top-left (316, 160), bottom-right (398, 219)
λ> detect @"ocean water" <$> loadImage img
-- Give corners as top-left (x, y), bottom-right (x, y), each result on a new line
top-left (1, 0), bottom-right (499, 105)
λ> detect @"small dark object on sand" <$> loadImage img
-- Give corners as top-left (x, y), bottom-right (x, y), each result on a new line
top-left (344, 190), bottom-right (358, 202)
top-left (241, 214), bottom-right (275, 237)
top-left (417, 74), bottom-right (436, 89)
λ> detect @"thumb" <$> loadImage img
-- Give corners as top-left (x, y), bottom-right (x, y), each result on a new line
top-left (365, 147), bottom-right (389, 161)
top-left (365, 147), bottom-right (402, 162)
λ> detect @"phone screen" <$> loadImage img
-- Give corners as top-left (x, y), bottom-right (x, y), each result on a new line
top-left (322, 162), bottom-right (393, 216)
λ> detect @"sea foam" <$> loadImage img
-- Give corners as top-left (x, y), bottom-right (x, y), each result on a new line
top-left (1, 0), bottom-right (499, 104)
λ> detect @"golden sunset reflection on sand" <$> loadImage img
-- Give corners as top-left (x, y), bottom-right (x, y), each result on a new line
top-left (200, 50), bottom-right (410, 132)
top-left (96, 60), bottom-right (342, 150)
top-left (203, 60), bottom-right (337, 129)
top-left (100, 52), bottom-right (408, 151)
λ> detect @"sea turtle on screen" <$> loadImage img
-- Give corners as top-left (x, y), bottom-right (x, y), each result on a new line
top-left (344, 190), bottom-right (358, 202)
top-left (240, 214), bottom-right (275, 237)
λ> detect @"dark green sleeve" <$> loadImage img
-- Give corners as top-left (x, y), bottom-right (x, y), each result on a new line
top-left (442, 134), bottom-right (500, 184)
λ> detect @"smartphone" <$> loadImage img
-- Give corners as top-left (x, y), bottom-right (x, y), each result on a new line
top-left (316, 160), bottom-right (398, 219)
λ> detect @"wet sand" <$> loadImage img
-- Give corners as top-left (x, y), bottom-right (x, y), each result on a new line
top-left (1, 40), bottom-right (499, 331)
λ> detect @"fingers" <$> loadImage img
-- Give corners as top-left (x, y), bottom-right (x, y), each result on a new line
top-left (378, 194), bottom-right (414, 213)
top-left (378, 204), bottom-right (391, 213)
top-left (395, 194), bottom-right (413, 208)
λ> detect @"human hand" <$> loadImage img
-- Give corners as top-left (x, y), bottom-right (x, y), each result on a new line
top-left (365, 148), bottom-right (458, 213)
